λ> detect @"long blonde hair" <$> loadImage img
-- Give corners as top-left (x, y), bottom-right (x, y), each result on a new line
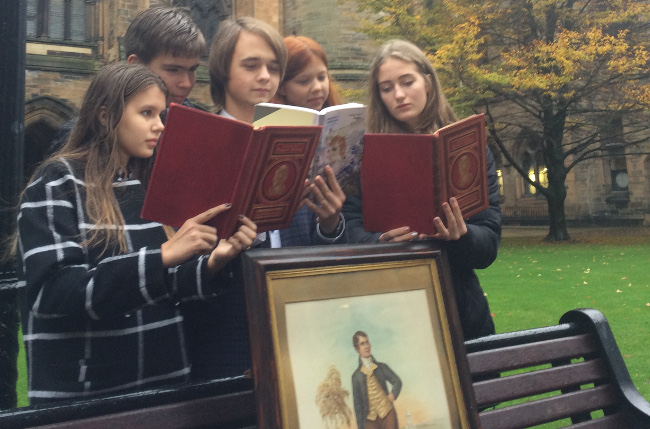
top-left (367, 39), bottom-right (457, 134)
top-left (30, 63), bottom-right (166, 255)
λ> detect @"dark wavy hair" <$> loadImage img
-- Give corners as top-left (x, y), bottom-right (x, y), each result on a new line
top-left (124, 6), bottom-right (205, 63)
top-left (352, 331), bottom-right (369, 349)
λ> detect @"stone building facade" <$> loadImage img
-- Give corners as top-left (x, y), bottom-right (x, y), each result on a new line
top-left (23, 0), bottom-right (650, 226)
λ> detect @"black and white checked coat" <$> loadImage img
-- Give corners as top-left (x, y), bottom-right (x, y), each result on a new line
top-left (17, 159), bottom-right (221, 404)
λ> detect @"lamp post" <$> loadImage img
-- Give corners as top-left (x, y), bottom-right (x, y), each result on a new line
top-left (0, 0), bottom-right (26, 410)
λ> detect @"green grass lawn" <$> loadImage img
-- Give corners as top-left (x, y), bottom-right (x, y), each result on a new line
top-left (15, 227), bottom-right (650, 417)
top-left (477, 227), bottom-right (650, 407)
top-left (16, 330), bottom-right (27, 408)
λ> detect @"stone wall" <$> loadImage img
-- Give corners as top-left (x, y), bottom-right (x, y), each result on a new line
top-left (25, 70), bottom-right (93, 109)
top-left (257, 0), bottom-right (374, 94)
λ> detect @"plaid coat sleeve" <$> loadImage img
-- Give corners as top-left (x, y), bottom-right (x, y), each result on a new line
top-left (17, 160), bottom-right (212, 320)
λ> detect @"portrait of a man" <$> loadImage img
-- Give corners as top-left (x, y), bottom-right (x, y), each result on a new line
top-left (351, 331), bottom-right (402, 429)
top-left (267, 164), bottom-right (290, 198)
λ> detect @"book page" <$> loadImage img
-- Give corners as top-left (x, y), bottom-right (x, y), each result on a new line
top-left (310, 104), bottom-right (366, 196)
top-left (318, 102), bottom-right (364, 116)
top-left (253, 102), bottom-right (319, 127)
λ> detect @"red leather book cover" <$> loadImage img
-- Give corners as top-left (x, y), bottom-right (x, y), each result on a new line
top-left (437, 114), bottom-right (489, 221)
top-left (362, 114), bottom-right (488, 235)
top-left (141, 103), bottom-right (322, 237)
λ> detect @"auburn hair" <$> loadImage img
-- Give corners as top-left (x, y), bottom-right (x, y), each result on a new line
top-left (273, 36), bottom-right (342, 108)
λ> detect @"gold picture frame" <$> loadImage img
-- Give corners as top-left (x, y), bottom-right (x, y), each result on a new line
top-left (242, 241), bottom-right (480, 429)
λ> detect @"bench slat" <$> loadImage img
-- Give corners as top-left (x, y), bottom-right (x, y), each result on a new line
top-left (480, 384), bottom-right (619, 429)
top-left (32, 391), bottom-right (256, 429)
top-left (469, 334), bottom-right (598, 375)
top-left (564, 412), bottom-right (630, 428)
top-left (473, 359), bottom-right (611, 406)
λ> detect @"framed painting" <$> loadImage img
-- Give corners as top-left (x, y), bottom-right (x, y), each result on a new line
top-left (241, 241), bottom-right (480, 429)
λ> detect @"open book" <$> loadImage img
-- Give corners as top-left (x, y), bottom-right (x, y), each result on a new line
top-left (141, 103), bottom-right (322, 237)
top-left (254, 102), bottom-right (366, 196)
top-left (361, 114), bottom-right (490, 235)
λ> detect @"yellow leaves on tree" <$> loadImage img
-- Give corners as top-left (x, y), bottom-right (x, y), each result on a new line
top-left (434, 18), bottom-right (649, 101)
top-left (494, 28), bottom-right (649, 96)
top-left (315, 365), bottom-right (353, 429)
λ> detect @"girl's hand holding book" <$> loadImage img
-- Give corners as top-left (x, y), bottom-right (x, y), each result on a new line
top-left (161, 204), bottom-right (230, 268)
top-left (207, 215), bottom-right (257, 273)
top-left (421, 197), bottom-right (468, 241)
top-left (379, 226), bottom-right (418, 242)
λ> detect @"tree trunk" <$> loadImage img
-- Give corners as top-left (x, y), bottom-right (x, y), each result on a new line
top-left (541, 105), bottom-right (570, 242)
top-left (545, 181), bottom-right (571, 241)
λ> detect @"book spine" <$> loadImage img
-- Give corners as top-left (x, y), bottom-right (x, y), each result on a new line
top-left (220, 135), bottom-right (263, 238)
top-left (235, 127), bottom-right (321, 235)
top-left (439, 115), bottom-right (489, 221)
top-left (432, 131), bottom-right (447, 231)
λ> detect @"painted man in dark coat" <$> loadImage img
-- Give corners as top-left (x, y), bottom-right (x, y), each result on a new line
top-left (351, 331), bottom-right (402, 429)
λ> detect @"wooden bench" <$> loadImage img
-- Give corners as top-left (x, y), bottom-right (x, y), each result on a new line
top-left (2, 308), bottom-right (648, 428)
top-left (466, 308), bottom-right (650, 429)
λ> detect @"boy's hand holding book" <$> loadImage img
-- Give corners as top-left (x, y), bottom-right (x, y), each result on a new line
top-left (303, 165), bottom-right (346, 235)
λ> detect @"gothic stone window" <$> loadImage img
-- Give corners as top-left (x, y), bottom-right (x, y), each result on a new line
top-left (609, 147), bottom-right (629, 192)
top-left (518, 130), bottom-right (548, 196)
top-left (175, 0), bottom-right (232, 52)
top-left (489, 142), bottom-right (505, 199)
top-left (26, 0), bottom-right (95, 43)
top-left (601, 115), bottom-right (629, 193)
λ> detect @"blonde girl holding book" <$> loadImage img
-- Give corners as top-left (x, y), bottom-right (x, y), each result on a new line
top-left (343, 39), bottom-right (502, 340)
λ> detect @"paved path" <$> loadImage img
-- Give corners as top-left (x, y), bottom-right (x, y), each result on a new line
top-left (501, 225), bottom-right (650, 239)
top-left (502, 226), bottom-right (548, 237)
